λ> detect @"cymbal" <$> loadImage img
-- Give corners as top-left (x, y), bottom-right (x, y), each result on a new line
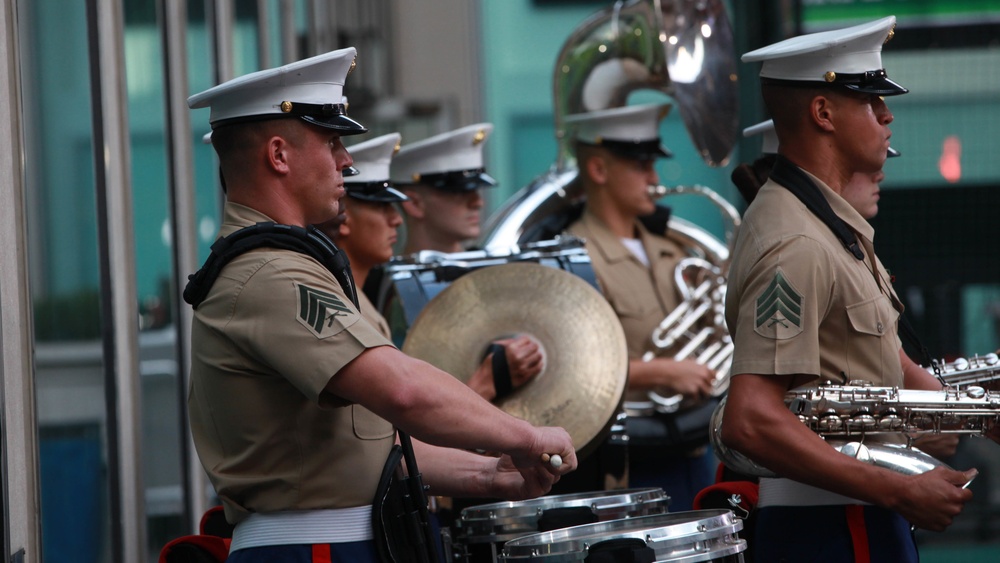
top-left (402, 262), bottom-right (628, 458)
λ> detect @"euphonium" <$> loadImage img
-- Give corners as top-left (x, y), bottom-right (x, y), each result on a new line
top-left (479, 0), bottom-right (739, 252)
top-left (625, 183), bottom-right (741, 416)
top-left (710, 382), bottom-right (1000, 479)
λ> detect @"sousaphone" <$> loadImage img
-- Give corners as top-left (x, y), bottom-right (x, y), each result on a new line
top-left (401, 262), bottom-right (629, 459)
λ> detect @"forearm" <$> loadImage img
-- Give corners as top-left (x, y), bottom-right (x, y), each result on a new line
top-left (411, 439), bottom-right (492, 498)
top-left (900, 348), bottom-right (943, 390)
top-left (721, 374), bottom-right (909, 507)
top-left (332, 347), bottom-right (536, 455)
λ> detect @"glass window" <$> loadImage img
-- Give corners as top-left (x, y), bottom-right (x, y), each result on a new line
top-left (19, 0), bottom-right (112, 561)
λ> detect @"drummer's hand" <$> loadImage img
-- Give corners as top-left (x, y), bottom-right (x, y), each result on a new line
top-left (487, 454), bottom-right (558, 500)
top-left (496, 335), bottom-right (544, 388)
top-left (512, 426), bottom-right (577, 479)
top-left (650, 358), bottom-right (715, 400)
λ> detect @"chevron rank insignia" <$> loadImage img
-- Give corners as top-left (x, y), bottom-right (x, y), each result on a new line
top-left (754, 269), bottom-right (803, 340)
top-left (296, 283), bottom-right (358, 338)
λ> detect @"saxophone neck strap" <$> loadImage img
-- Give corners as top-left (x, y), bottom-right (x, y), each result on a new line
top-left (183, 221), bottom-right (358, 309)
top-left (769, 155), bottom-right (864, 261)
top-left (770, 157), bottom-right (934, 367)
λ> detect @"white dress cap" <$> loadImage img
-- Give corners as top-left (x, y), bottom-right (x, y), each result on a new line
top-left (743, 16), bottom-right (907, 95)
top-left (564, 103), bottom-right (673, 160)
top-left (188, 47), bottom-right (367, 134)
top-left (390, 123), bottom-right (497, 191)
top-left (744, 118), bottom-right (899, 157)
top-left (743, 120), bottom-right (779, 154)
top-left (344, 133), bottom-right (408, 203)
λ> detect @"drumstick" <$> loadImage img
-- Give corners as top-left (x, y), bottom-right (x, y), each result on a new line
top-left (540, 453), bottom-right (563, 468)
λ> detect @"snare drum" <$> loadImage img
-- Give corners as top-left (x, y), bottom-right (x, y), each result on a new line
top-left (367, 236), bottom-right (598, 344)
top-left (499, 509), bottom-right (746, 562)
top-left (450, 488), bottom-right (670, 563)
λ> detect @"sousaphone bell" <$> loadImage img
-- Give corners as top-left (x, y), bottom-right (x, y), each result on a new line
top-left (401, 262), bottom-right (629, 459)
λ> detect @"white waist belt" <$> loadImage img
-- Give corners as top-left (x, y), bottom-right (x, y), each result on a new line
top-left (230, 506), bottom-right (373, 552)
top-left (757, 478), bottom-right (871, 508)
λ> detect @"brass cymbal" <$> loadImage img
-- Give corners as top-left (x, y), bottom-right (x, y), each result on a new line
top-left (402, 262), bottom-right (628, 458)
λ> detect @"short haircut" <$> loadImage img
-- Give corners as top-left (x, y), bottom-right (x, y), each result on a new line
top-left (211, 118), bottom-right (306, 164)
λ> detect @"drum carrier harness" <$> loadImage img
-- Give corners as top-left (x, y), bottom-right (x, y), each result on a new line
top-left (184, 221), bottom-right (440, 563)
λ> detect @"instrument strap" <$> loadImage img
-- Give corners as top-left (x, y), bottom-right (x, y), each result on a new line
top-left (487, 343), bottom-right (514, 400)
top-left (183, 222), bottom-right (358, 310)
top-left (770, 156), bottom-right (934, 367)
top-left (769, 155), bottom-right (864, 261)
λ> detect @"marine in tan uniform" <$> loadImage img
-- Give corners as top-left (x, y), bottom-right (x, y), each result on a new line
top-left (718, 17), bottom-right (981, 562)
top-left (185, 48), bottom-right (577, 563)
top-left (393, 124), bottom-right (496, 255)
top-left (564, 103), bottom-right (715, 509)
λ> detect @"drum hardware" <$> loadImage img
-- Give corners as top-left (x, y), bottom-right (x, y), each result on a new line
top-left (371, 236), bottom-right (599, 344)
top-left (452, 488), bottom-right (671, 563)
top-left (401, 262), bottom-right (629, 459)
top-left (725, 495), bottom-right (748, 521)
top-left (499, 509), bottom-right (746, 562)
top-left (710, 382), bottom-right (1000, 480)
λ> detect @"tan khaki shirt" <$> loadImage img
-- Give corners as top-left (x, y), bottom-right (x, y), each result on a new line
top-left (725, 171), bottom-right (903, 387)
top-left (188, 202), bottom-right (396, 524)
top-left (568, 211), bottom-right (685, 401)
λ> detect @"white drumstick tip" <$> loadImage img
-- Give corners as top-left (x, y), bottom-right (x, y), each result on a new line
top-left (548, 454), bottom-right (563, 468)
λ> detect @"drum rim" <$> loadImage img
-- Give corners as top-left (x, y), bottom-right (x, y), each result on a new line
top-left (499, 509), bottom-right (744, 558)
top-left (458, 488), bottom-right (669, 520)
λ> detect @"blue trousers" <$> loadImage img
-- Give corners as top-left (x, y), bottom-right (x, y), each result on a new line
top-left (226, 541), bottom-right (379, 563)
top-left (753, 505), bottom-right (918, 563)
top-left (628, 446), bottom-right (716, 512)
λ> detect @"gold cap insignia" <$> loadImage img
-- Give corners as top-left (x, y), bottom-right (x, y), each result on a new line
top-left (280, 101), bottom-right (293, 113)
top-left (393, 141), bottom-right (401, 155)
top-left (412, 173), bottom-right (421, 182)
top-left (472, 129), bottom-right (486, 146)
top-left (349, 58), bottom-right (357, 74)
top-left (824, 71), bottom-right (837, 83)
top-left (885, 24), bottom-right (895, 44)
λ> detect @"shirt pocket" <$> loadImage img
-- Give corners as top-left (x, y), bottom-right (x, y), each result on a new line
top-left (352, 404), bottom-right (395, 440)
top-left (845, 295), bottom-right (897, 337)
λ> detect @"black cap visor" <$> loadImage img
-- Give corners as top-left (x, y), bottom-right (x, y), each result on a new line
top-left (836, 69), bottom-right (908, 96)
top-left (346, 181), bottom-right (409, 203)
top-left (418, 168), bottom-right (497, 192)
top-left (300, 113), bottom-right (368, 135)
top-left (595, 139), bottom-right (672, 161)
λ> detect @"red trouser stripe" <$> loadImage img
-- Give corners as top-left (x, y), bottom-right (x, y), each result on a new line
top-left (845, 505), bottom-right (871, 563)
top-left (311, 544), bottom-right (332, 563)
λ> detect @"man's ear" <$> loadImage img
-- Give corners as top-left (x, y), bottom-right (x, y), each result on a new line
top-left (400, 188), bottom-right (424, 219)
top-left (337, 214), bottom-right (352, 238)
top-left (584, 153), bottom-right (609, 185)
top-left (810, 94), bottom-right (836, 133)
top-left (266, 135), bottom-right (292, 174)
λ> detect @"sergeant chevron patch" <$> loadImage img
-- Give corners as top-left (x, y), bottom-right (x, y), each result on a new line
top-left (296, 283), bottom-right (358, 338)
top-left (754, 269), bottom-right (803, 340)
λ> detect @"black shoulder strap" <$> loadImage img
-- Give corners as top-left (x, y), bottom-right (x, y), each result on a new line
top-left (769, 155), bottom-right (864, 261)
top-left (770, 156), bottom-right (935, 366)
top-left (183, 222), bottom-right (358, 309)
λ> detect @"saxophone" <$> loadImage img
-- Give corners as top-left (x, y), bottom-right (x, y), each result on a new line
top-left (710, 381), bottom-right (1000, 479)
top-left (931, 352), bottom-right (1000, 389)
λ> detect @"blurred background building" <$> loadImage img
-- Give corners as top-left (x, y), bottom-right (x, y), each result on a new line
top-left (0, 0), bottom-right (998, 561)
